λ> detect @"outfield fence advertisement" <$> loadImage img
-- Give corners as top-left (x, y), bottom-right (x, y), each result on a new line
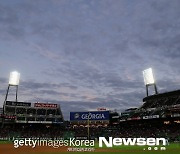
top-left (70, 111), bottom-right (109, 121)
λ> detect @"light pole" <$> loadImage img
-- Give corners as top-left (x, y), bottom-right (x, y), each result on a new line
top-left (87, 111), bottom-right (90, 140)
top-left (143, 68), bottom-right (158, 96)
top-left (2, 71), bottom-right (20, 128)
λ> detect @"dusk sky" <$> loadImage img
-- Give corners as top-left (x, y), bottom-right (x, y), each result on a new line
top-left (0, 0), bottom-right (180, 119)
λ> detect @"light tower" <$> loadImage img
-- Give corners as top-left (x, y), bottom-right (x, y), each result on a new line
top-left (2, 71), bottom-right (20, 128)
top-left (142, 68), bottom-right (158, 96)
top-left (4, 71), bottom-right (20, 102)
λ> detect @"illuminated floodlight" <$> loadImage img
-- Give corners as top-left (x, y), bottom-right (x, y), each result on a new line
top-left (9, 71), bottom-right (20, 86)
top-left (142, 68), bottom-right (155, 85)
top-left (2, 71), bottom-right (20, 128)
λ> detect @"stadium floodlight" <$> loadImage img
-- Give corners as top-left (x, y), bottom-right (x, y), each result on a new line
top-left (2, 71), bottom-right (21, 128)
top-left (9, 71), bottom-right (20, 86)
top-left (142, 68), bottom-right (158, 96)
top-left (142, 68), bottom-right (155, 85)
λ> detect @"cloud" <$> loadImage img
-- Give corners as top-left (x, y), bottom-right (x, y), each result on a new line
top-left (0, 0), bottom-right (180, 119)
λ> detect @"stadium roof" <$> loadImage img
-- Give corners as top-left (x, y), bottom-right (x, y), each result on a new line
top-left (143, 89), bottom-right (180, 102)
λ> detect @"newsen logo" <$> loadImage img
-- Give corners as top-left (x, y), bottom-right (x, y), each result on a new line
top-left (99, 137), bottom-right (167, 147)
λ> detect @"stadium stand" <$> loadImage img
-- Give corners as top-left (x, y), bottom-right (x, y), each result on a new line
top-left (1, 89), bottom-right (180, 143)
top-left (120, 90), bottom-right (180, 121)
top-left (3, 101), bottom-right (64, 124)
top-left (0, 119), bottom-right (180, 142)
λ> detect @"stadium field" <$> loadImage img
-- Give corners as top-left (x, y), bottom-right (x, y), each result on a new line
top-left (0, 140), bottom-right (180, 154)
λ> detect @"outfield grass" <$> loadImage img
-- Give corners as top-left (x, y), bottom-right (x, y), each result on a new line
top-left (0, 140), bottom-right (12, 144)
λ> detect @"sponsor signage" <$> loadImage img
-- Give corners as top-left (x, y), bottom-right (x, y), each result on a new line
top-left (34, 103), bottom-right (57, 108)
top-left (97, 108), bottom-right (107, 111)
top-left (6, 101), bottom-right (31, 107)
top-left (4, 115), bottom-right (16, 119)
top-left (53, 121), bottom-right (64, 124)
top-left (120, 119), bottom-right (126, 122)
top-left (143, 115), bottom-right (159, 119)
top-left (70, 111), bottom-right (109, 121)
top-left (16, 120), bottom-right (54, 124)
top-left (131, 117), bottom-right (141, 120)
top-left (171, 114), bottom-right (180, 117)
top-left (16, 121), bottom-right (27, 123)
top-left (27, 121), bottom-right (52, 124)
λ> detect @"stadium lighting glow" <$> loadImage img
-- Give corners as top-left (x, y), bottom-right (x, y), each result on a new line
top-left (142, 68), bottom-right (155, 85)
top-left (9, 71), bottom-right (20, 86)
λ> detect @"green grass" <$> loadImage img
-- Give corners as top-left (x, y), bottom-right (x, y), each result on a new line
top-left (0, 140), bottom-right (12, 144)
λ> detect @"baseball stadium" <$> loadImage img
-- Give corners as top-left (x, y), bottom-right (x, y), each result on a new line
top-left (0, 70), bottom-right (180, 154)
top-left (1, 0), bottom-right (180, 153)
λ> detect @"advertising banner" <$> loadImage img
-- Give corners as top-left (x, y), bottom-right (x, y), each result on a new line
top-left (70, 111), bottom-right (109, 121)
top-left (6, 101), bottom-right (31, 107)
top-left (34, 103), bottom-right (57, 108)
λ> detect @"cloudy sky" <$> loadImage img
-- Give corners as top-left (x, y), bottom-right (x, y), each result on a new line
top-left (0, 0), bottom-right (180, 119)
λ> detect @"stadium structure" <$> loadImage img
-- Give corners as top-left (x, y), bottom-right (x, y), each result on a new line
top-left (0, 69), bottom-right (180, 142)
top-left (0, 101), bottom-right (64, 124)
top-left (120, 90), bottom-right (180, 122)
